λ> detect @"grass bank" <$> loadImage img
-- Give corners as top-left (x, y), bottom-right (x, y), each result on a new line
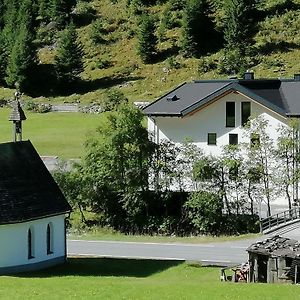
top-left (0, 108), bottom-right (101, 158)
top-left (68, 226), bottom-right (259, 244)
top-left (1, 258), bottom-right (299, 299)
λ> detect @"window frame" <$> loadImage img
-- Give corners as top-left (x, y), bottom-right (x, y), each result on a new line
top-left (47, 223), bottom-right (54, 255)
top-left (241, 102), bottom-right (251, 127)
top-left (229, 133), bottom-right (238, 145)
top-left (28, 228), bottom-right (34, 259)
top-left (207, 133), bottom-right (217, 145)
top-left (226, 102), bottom-right (235, 127)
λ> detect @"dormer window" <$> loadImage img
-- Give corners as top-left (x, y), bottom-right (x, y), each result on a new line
top-left (167, 95), bottom-right (179, 101)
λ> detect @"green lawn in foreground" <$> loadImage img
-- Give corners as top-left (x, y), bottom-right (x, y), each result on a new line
top-left (0, 108), bottom-right (101, 158)
top-left (1, 258), bottom-right (299, 300)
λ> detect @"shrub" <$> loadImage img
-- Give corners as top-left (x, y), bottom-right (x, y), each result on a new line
top-left (217, 48), bottom-right (247, 76)
top-left (23, 100), bottom-right (51, 113)
top-left (96, 57), bottom-right (112, 69)
top-left (101, 88), bottom-right (128, 111)
top-left (198, 57), bottom-right (217, 74)
top-left (166, 56), bottom-right (181, 69)
top-left (184, 191), bottom-right (223, 235)
top-left (90, 19), bottom-right (106, 44)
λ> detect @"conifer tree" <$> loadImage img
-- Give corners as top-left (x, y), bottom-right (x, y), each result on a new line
top-left (38, 0), bottom-right (50, 22)
top-left (0, 32), bottom-right (7, 81)
top-left (51, 0), bottom-right (66, 25)
top-left (17, 0), bottom-right (36, 34)
top-left (0, 0), bottom-right (5, 29)
top-left (223, 0), bottom-right (257, 51)
top-left (54, 22), bottom-right (84, 85)
top-left (5, 25), bottom-right (35, 89)
top-left (181, 0), bottom-right (215, 57)
top-left (137, 13), bottom-right (157, 64)
top-left (221, 0), bottom-right (258, 74)
top-left (2, 0), bottom-right (18, 51)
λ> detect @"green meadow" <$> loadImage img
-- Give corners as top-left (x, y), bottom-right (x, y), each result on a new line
top-left (0, 108), bottom-right (101, 158)
top-left (1, 258), bottom-right (299, 300)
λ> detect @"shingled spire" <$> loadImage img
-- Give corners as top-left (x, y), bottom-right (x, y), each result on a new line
top-left (9, 91), bottom-right (27, 142)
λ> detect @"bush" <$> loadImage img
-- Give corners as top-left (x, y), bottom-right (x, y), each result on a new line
top-left (198, 57), bottom-right (217, 74)
top-left (90, 19), bottom-right (106, 44)
top-left (23, 100), bottom-right (52, 113)
top-left (184, 191), bottom-right (223, 235)
top-left (96, 57), bottom-right (112, 69)
top-left (221, 214), bottom-right (260, 235)
top-left (36, 25), bottom-right (57, 46)
top-left (75, 1), bottom-right (96, 17)
top-left (217, 49), bottom-right (247, 75)
top-left (166, 56), bottom-right (181, 69)
top-left (101, 88), bottom-right (128, 111)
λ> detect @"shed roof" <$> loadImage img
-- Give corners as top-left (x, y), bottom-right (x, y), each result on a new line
top-left (0, 141), bottom-right (71, 225)
top-left (247, 235), bottom-right (300, 258)
top-left (142, 78), bottom-right (300, 117)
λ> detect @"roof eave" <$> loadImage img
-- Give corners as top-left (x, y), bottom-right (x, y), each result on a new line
top-left (146, 113), bottom-right (182, 117)
top-left (0, 209), bottom-right (72, 226)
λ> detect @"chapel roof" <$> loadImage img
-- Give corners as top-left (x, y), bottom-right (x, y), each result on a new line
top-left (0, 141), bottom-right (71, 225)
top-left (142, 75), bottom-right (300, 117)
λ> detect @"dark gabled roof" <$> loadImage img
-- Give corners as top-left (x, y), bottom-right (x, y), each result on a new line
top-left (0, 141), bottom-right (71, 225)
top-left (142, 77), bottom-right (300, 117)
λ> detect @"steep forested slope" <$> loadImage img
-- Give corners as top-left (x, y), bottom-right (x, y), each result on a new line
top-left (0, 0), bottom-right (299, 104)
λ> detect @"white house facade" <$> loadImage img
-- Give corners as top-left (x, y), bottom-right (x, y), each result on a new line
top-left (144, 73), bottom-right (300, 156)
top-left (143, 73), bottom-right (300, 214)
top-left (147, 91), bottom-right (289, 156)
top-left (0, 141), bottom-right (71, 274)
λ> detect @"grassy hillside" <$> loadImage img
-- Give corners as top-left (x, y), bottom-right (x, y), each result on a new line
top-left (0, 108), bottom-right (101, 158)
top-left (1, 0), bottom-right (300, 104)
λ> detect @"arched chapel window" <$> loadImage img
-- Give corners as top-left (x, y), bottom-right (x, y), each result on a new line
top-left (47, 223), bottom-right (53, 254)
top-left (28, 228), bottom-right (34, 259)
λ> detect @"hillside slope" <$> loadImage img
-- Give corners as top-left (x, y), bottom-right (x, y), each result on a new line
top-left (1, 0), bottom-right (300, 104)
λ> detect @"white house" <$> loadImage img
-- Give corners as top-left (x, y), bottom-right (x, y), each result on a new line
top-left (143, 72), bottom-right (300, 155)
top-left (0, 140), bottom-right (71, 274)
top-left (142, 72), bottom-right (300, 214)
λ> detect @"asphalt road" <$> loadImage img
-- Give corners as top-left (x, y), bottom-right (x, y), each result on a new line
top-left (67, 238), bottom-right (258, 266)
top-left (67, 226), bottom-right (300, 266)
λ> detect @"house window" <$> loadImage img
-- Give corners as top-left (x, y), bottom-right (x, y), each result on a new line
top-left (47, 223), bottom-right (53, 255)
top-left (241, 102), bottom-right (251, 126)
top-left (251, 133), bottom-right (260, 148)
top-left (229, 134), bottom-right (238, 145)
top-left (208, 133), bottom-right (217, 145)
top-left (226, 102), bottom-right (235, 127)
top-left (28, 228), bottom-right (34, 259)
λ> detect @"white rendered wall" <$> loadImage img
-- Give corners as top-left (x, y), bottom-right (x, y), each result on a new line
top-left (0, 214), bottom-right (66, 268)
top-left (149, 91), bottom-right (288, 156)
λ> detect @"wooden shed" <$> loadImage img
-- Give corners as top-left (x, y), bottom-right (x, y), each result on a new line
top-left (247, 236), bottom-right (300, 283)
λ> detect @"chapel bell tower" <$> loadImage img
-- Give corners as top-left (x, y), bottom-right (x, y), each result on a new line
top-left (9, 91), bottom-right (27, 142)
